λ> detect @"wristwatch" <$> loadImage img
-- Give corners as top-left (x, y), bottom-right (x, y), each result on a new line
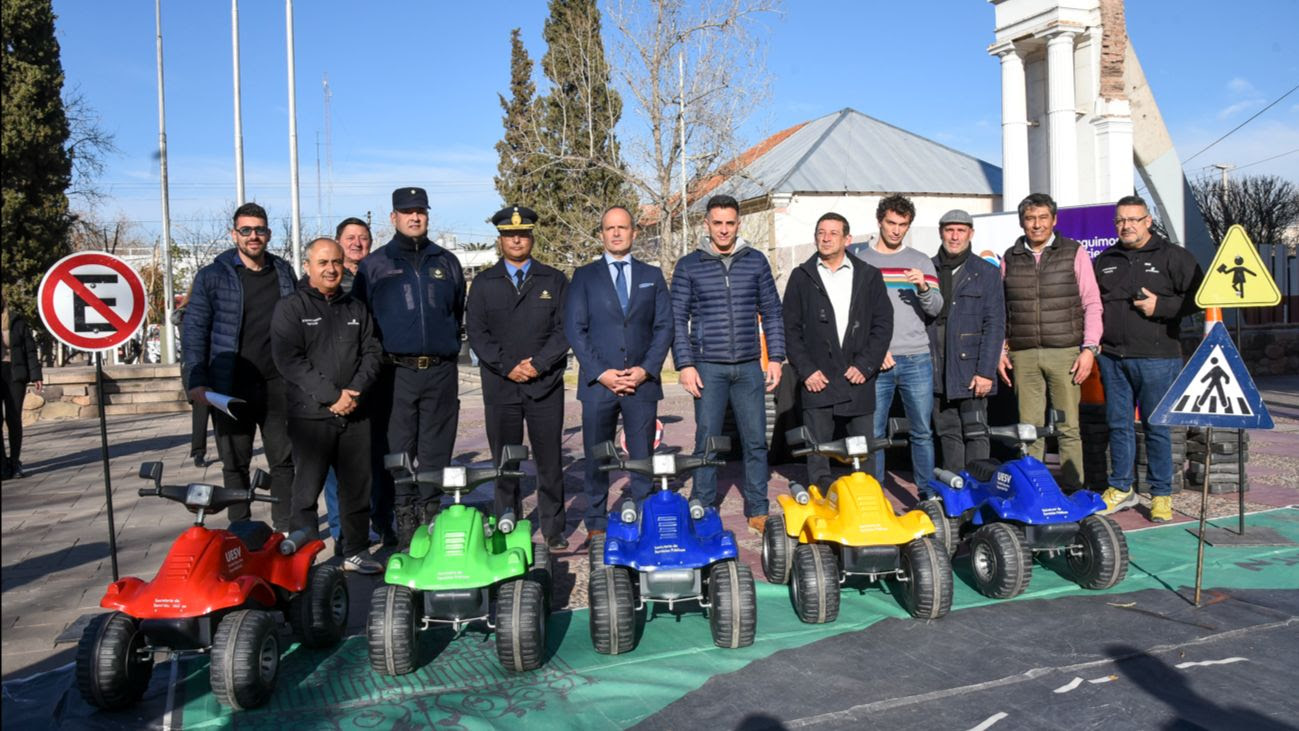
top-left (1082, 345), bottom-right (1100, 357)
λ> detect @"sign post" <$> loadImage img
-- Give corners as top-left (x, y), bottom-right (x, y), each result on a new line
top-left (37, 252), bottom-right (149, 581)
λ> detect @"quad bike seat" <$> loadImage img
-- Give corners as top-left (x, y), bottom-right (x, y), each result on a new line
top-left (228, 520), bottom-right (274, 551)
top-left (965, 459), bottom-right (1002, 483)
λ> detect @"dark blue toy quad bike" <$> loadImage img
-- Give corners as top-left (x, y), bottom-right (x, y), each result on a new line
top-left (922, 409), bottom-right (1129, 599)
top-left (586, 436), bottom-right (756, 654)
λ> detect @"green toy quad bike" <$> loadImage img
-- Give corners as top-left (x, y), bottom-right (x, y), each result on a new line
top-left (367, 445), bottom-right (552, 674)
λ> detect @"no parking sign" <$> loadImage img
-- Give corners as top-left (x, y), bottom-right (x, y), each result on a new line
top-left (37, 252), bottom-right (147, 351)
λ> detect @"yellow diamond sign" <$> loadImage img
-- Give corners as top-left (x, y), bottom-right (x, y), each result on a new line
top-left (1195, 224), bottom-right (1281, 308)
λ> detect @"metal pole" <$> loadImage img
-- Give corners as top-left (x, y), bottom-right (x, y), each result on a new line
top-left (1194, 425), bottom-right (1212, 607)
top-left (154, 0), bottom-right (176, 366)
top-left (679, 49), bottom-right (688, 251)
top-left (1234, 310), bottom-right (1246, 535)
top-left (95, 353), bottom-right (120, 582)
top-left (285, 0), bottom-right (303, 274)
top-left (232, 0), bottom-right (246, 204)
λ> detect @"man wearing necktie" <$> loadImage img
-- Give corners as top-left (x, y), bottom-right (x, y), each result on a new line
top-left (564, 206), bottom-right (674, 545)
top-left (466, 205), bottom-right (571, 549)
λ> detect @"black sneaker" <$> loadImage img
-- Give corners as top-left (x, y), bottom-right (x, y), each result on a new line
top-left (193, 454), bottom-right (206, 469)
top-left (342, 553), bottom-right (384, 575)
top-left (547, 535), bottom-right (569, 551)
top-left (11, 460), bottom-right (25, 478)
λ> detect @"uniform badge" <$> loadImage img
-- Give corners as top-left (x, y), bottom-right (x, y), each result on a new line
top-left (539, 289), bottom-right (552, 300)
top-left (431, 267), bottom-right (446, 279)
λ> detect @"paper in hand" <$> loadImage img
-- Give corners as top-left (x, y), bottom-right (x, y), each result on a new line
top-left (206, 391), bottom-right (246, 420)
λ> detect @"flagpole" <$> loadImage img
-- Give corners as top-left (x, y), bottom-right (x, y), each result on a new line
top-left (154, 0), bottom-right (176, 364)
top-left (232, 0), bottom-right (246, 204)
top-left (285, 0), bottom-right (302, 274)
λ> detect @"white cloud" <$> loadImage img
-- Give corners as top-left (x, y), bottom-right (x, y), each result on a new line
top-left (1217, 98), bottom-right (1265, 120)
top-left (1226, 77), bottom-right (1258, 97)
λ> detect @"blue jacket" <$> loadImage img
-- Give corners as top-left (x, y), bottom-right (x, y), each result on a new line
top-left (352, 234), bottom-right (465, 356)
top-left (182, 248), bottom-right (296, 393)
top-left (930, 253), bottom-right (1004, 399)
top-left (565, 256), bottom-right (674, 403)
top-left (670, 241), bottom-right (785, 368)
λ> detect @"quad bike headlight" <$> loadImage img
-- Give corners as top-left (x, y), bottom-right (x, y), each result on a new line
top-left (845, 436), bottom-right (869, 457)
top-left (442, 466), bottom-right (467, 488)
top-left (653, 455), bottom-right (676, 476)
top-left (1016, 424), bottom-right (1038, 442)
top-left (186, 483), bottom-right (213, 507)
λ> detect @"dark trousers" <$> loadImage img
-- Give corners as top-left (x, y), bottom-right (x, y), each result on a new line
top-left (387, 361), bottom-right (458, 509)
top-left (581, 395), bottom-right (657, 531)
top-left (1, 363), bottom-right (23, 464)
top-left (486, 387), bottom-right (565, 540)
top-left (933, 394), bottom-right (990, 474)
top-left (213, 377), bottom-right (294, 529)
top-left (190, 399), bottom-right (212, 458)
top-left (800, 405), bottom-right (873, 491)
top-left (288, 416), bottom-right (372, 556)
top-left (367, 368), bottom-right (395, 537)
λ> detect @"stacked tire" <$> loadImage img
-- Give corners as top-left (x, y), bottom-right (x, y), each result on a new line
top-left (1079, 403), bottom-right (1110, 492)
top-left (1133, 424), bottom-right (1187, 495)
top-left (1186, 427), bottom-right (1250, 494)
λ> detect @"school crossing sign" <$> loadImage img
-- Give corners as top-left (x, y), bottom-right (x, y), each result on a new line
top-left (1150, 322), bottom-right (1273, 429)
top-left (1195, 225), bottom-right (1281, 308)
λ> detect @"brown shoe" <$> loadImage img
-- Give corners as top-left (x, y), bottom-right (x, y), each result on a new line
top-left (747, 515), bottom-right (767, 536)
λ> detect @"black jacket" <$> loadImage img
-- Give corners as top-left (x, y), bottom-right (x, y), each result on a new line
top-left (270, 284), bottom-right (382, 420)
top-left (782, 254), bottom-right (893, 415)
top-left (466, 260), bottom-right (570, 405)
top-left (4, 312), bottom-right (43, 384)
top-left (1093, 234), bottom-right (1204, 358)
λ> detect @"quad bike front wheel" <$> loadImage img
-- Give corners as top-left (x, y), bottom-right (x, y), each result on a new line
top-left (898, 537), bottom-right (953, 620)
top-left (495, 579), bottom-right (547, 671)
top-left (918, 499), bottom-right (961, 558)
top-left (75, 612), bottom-right (154, 710)
top-left (708, 560), bottom-right (756, 649)
top-left (761, 513), bottom-right (796, 585)
top-left (791, 543), bottom-right (840, 624)
top-left (588, 564), bottom-right (636, 655)
top-left (367, 584), bottom-right (419, 675)
top-left (210, 609), bottom-right (280, 710)
top-left (1068, 515), bottom-right (1130, 590)
top-left (290, 563), bottom-right (349, 648)
top-left (969, 523), bottom-right (1032, 599)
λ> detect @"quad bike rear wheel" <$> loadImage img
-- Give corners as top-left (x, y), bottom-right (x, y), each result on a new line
top-left (289, 563), bottom-right (349, 648)
top-left (918, 499), bottom-right (961, 558)
top-left (367, 584), bottom-right (418, 675)
top-left (791, 543), bottom-right (840, 624)
top-left (495, 579), bottom-right (547, 671)
top-left (969, 523), bottom-right (1032, 599)
top-left (898, 537), bottom-right (953, 620)
top-left (588, 564), bottom-right (636, 655)
top-left (75, 612), bottom-right (154, 710)
top-left (210, 609), bottom-right (280, 710)
top-left (708, 560), bottom-right (756, 649)
top-left (761, 513), bottom-right (796, 585)
top-left (1068, 515), bottom-right (1129, 590)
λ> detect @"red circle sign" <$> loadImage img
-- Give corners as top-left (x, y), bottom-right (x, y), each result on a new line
top-left (37, 252), bottom-right (148, 351)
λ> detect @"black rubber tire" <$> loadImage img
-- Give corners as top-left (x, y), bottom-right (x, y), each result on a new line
top-left (587, 533), bottom-right (606, 567)
top-left (495, 579), bottom-right (547, 672)
top-left (528, 541), bottom-right (553, 607)
top-left (1069, 515), bottom-right (1130, 590)
top-left (968, 523), bottom-right (1032, 599)
top-left (918, 499), bottom-right (960, 557)
top-left (367, 584), bottom-right (418, 675)
top-left (289, 563), bottom-right (349, 648)
top-left (210, 609), bottom-right (280, 710)
top-left (75, 612), bottom-right (154, 710)
top-left (898, 537), bottom-right (953, 620)
top-left (587, 565), bottom-right (635, 655)
top-left (761, 514), bottom-right (796, 585)
top-left (708, 560), bottom-right (757, 649)
top-left (791, 543), bottom-right (840, 624)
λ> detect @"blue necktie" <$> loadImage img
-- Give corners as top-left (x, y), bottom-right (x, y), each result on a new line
top-left (514, 268), bottom-right (525, 291)
top-left (613, 261), bottom-right (629, 314)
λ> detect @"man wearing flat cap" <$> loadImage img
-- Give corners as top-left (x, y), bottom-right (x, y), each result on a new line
top-left (352, 187), bottom-right (466, 548)
top-left (466, 205), bottom-right (571, 550)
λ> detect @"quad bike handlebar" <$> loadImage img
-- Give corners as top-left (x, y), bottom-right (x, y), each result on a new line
top-left (979, 408), bottom-right (1064, 448)
top-left (785, 418), bottom-right (908, 463)
top-left (136, 462), bottom-right (276, 524)
top-left (382, 444), bottom-right (529, 495)
top-left (593, 436), bottom-right (729, 478)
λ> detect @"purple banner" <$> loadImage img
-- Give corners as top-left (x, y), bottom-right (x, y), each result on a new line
top-left (1055, 204), bottom-right (1118, 260)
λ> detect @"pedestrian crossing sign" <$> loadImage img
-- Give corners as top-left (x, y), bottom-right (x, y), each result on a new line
top-left (1195, 225), bottom-right (1281, 308)
top-left (1149, 322), bottom-right (1273, 428)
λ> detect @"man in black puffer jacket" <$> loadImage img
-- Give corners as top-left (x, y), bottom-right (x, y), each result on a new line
top-left (272, 238), bottom-right (384, 573)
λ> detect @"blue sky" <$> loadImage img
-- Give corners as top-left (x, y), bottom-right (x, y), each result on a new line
top-left (52, 1), bottom-right (1299, 244)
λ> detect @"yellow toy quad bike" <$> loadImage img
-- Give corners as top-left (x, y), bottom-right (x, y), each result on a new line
top-left (763, 421), bottom-right (953, 623)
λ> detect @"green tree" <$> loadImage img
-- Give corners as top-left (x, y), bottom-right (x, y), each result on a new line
top-left (495, 28), bottom-right (540, 218)
top-left (1, 0), bottom-right (73, 322)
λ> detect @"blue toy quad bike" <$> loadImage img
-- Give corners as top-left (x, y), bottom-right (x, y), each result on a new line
top-left (367, 445), bottom-right (552, 674)
top-left (922, 409), bottom-right (1129, 599)
top-left (587, 436), bottom-right (756, 654)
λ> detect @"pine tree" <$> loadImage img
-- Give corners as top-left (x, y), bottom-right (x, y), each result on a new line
top-left (494, 28), bottom-right (539, 215)
top-left (1, 0), bottom-right (73, 322)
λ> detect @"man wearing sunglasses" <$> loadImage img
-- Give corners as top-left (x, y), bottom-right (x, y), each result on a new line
top-left (182, 202), bottom-right (298, 530)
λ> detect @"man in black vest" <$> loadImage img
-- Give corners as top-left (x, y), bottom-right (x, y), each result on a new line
top-left (466, 206), bottom-right (571, 550)
top-left (783, 212), bottom-right (892, 490)
top-left (996, 193), bottom-right (1104, 490)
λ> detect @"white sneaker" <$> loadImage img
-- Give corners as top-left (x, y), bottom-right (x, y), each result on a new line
top-left (342, 553), bottom-right (384, 575)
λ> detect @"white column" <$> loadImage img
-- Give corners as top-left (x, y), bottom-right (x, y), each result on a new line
top-left (1092, 98), bottom-right (1134, 203)
top-left (997, 45), bottom-right (1030, 208)
top-left (1046, 29), bottom-right (1079, 205)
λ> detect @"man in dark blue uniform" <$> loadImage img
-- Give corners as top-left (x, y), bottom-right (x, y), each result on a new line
top-left (352, 187), bottom-right (466, 547)
top-left (466, 206), bottom-right (571, 550)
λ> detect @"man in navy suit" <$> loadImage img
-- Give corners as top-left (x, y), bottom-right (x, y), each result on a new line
top-left (564, 206), bottom-right (674, 543)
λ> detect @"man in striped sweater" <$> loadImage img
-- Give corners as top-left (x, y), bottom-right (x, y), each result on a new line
top-left (849, 195), bottom-right (943, 489)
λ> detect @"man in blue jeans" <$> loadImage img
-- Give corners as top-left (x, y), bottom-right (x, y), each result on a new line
top-left (1093, 195), bottom-right (1203, 522)
top-left (671, 195), bottom-right (785, 535)
top-left (849, 195), bottom-right (942, 489)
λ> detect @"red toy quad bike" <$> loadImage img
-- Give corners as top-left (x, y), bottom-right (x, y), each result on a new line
top-left (75, 462), bottom-right (349, 711)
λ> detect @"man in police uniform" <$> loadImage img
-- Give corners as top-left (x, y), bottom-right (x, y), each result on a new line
top-left (466, 206), bottom-right (571, 549)
top-left (352, 187), bottom-right (466, 547)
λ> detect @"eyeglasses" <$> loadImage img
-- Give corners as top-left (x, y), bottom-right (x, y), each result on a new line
top-left (234, 226), bottom-right (271, 237)
top-left (1114, 216), bottom-right (1149, 226)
